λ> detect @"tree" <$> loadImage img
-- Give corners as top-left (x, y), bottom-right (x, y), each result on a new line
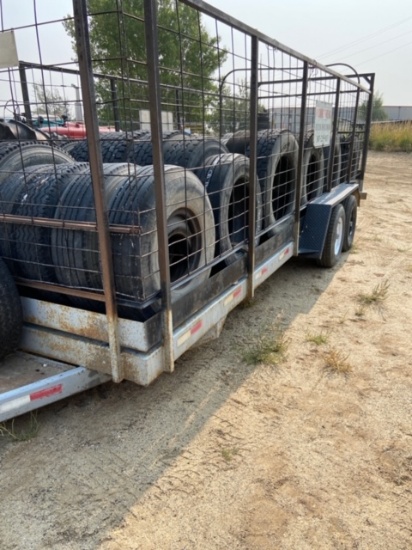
top-left (32, 83), bottom-right (72, 119)
top-left (208, 80), bottom-right (267, 135)
top-left (359, 91), bottom-right (388, 122)
top-left (63, 0), bottom-right (225, 129)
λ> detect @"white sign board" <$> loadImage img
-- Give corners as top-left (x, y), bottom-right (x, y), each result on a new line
top-left (314, 101), bottom-right (333, 147)
top-left (139, 109), bottom-right (174, 132)
top-left (0, 31), bottom-right (19, 69)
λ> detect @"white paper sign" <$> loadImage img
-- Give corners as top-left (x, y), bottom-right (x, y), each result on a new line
top-left (314, 101), bottom-right (333, 148)
top-left (0, 31), bottom-right (19, 69)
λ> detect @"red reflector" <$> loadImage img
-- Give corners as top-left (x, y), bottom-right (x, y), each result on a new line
top-left (191, 320), bottom-right (202, 335)
top-left (233, 288), bottom-right (241, 298)
top-left (30, 384), bottom-right (63, 401)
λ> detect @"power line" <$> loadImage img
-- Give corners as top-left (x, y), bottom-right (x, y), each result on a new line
top-left (356, 38), bottom-right (412, 66)
top-left (341, 29), bottom-right (412, 60)
top-left (318, 14), bottom-right (412, 59)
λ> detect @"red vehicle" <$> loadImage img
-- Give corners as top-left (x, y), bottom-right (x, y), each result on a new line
top-left (42, 121), bottom-right (115, 139)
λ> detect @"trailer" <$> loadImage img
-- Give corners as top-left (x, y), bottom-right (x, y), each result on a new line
top-left (0, 0), bottom-right (374, 423)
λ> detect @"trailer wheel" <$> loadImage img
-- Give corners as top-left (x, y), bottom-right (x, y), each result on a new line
top-left (251, 130), bottom-right (298, 235)
top-left (317, 204), bottom-right (346, 268)
top-left (0, 142), bottom-right (75, 186)
top-left (0, 257), bottom-right (22, 361)
top-left (197, 153), bottom-right (262, 264)
top-left (342, 195), bottom-right (357, 252)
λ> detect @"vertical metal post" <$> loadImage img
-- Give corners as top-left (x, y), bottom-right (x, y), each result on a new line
top-left (175, 89), bottom-right (182, 130)
top-left (72, 0), bottom-right (123, 382)
top-left (293, 61), bottom-right (308, 256)
top-left (326, 78), bottom-right (341, 193)
top-left (143, 0), bottom-right (174, 372)
top-left (246, 35), bottom-right (259, 302)
top-left (110, 79), bottom-right (121, 131)
top-left (359, 74), bottom-right (375, 190)
top-left (19, 64), bottom-right (32, 125)
top-left (346, 87), bottom-right (360, 183)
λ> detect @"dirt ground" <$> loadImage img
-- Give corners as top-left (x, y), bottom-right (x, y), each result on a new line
top-left (0, 151), bottom-right (411, 550)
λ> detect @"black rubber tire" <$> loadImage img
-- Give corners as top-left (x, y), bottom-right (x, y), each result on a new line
top-left (301, 131), bottom-right (325, 204)
top-left (0, 164), bottom-right (77, 274)
top-left (323, 134), bottom-right (342, 190)
top-left (340, 135), bottom-right (361, 183)
top-left (108, 165), bottom-right (215, 303)
top-left (10, 163), bottom-right (91, 282)
top-left (197, 153), bottom-right (262, 265)
top-left (163, 136), bottom-right (228, 176)
top-left (0, 256), bottom-right (22, 361)
top-left (51, 163), bottom-right (137, 293)
top-left (225, 130), bottom-right (251, 155)
top-left (0, 142), bottom-right (75, 185)
top-left (342, 195), bottom-right (357, 252)
top-left (249, 129), bottom-right (298, 235)
top-left (317, 203), bottom-right (346, 268)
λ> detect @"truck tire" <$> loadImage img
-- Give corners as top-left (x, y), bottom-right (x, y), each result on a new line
top-left (108, 165), bottom-right (215, 303)
top-left (323, 134), bottom-right (342, 190)
top-left (52, 164), bottom-right (137, 293)
top-left (225, 130), bottom-right (250, 155)
top-left (317, 203), bottom-right (345, 268)
top-left (0, 142), bottom-right (75, 185)
top-left (340, 135), bottom-right (361, 183)
top-left (302, 132), bottom-right (324, 204)
top-left (0, 164), bottom-right (78, 274)
top-left (163, 136), bottom-right (228, 176)
top-left (342, 195), bottom-right (357, 252)
top-left (10, 163), bottom-right (91, 282)
top-left (0, 256), bottom-right (22, 361)
top-left (197, 153), bottom-right (262, 265)
top-left (250, 130), bottom-right (298, 235)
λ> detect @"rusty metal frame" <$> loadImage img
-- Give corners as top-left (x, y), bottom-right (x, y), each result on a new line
top-left (72, 0), bottom-right (122, 382)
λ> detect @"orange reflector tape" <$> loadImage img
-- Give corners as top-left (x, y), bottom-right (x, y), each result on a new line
top-left (224, 286), bottom-right (242, 306)
top-left (177, 320), bottom-right (203, 347)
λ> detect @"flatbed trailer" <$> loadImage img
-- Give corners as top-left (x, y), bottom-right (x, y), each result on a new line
top-left (0, 0), bottom-right (373, 422)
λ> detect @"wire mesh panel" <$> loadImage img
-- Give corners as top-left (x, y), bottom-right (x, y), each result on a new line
top-left (0, 0), bottom-right (373, 328)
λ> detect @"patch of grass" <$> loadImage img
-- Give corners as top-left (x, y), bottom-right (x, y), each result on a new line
top-left (243, 327), bottom-right (288, 366)
top-left (0, 413), bottom-right (39, 442)
top-left (221, 447), bottom-right (239, 462)
top-left (358, 280), bottom-right (389, 306)
top-left (306, 331), bottom-right (329, 346)
top-left (323, 348), bottom-right (353, 375)
top-left (355, 305), bottom-right (366, 318)
top-left (369, 122), bottom-right (412, 153)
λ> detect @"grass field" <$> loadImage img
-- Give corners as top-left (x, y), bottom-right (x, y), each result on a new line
top-left (369, 122), bottom-right (412, 152)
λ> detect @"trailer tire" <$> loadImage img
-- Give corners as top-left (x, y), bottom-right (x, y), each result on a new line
top-left (0, 142), bottom-right (75, 185)
top-left (342, 195), bottom-right (357, 252)
top-left (197, 153), bottom-right (262, 264)
top-left (317, 203), bottom-right (345, 268)
top-left (251, 130), bottom-right (298, 235)
top-left (0, 257), bottom-right (22, 361)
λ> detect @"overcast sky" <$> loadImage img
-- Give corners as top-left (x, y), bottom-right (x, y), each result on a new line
top-left (0, 0), bottom-right (410, 106)
top-left (206, 0), bottom-right (412, 105)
